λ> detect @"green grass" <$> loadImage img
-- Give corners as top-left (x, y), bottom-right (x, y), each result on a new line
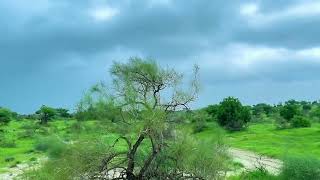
top-left (0, 119), bottom-right (117, 171)
top-left (195, 122), bottom-right (320, 159)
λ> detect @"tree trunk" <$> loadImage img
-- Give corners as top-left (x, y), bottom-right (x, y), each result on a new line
top-left (126, 134), bottom-right (145, 180)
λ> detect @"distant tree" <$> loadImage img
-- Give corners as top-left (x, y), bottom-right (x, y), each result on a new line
top-left (302, 104), bottom-right (312, 114)
top-left (280, 100), bottom-right (301, 121)
top-left (36, 106), bottom-right (56, 125)
top-left (0, 108), bottom-right (12, 125)
top-left (56, 108), bottom-right (71, 118)
top-left (252, 103), bottom-right (273, 117)
top-left (216, 97), bottom-right (251, 131)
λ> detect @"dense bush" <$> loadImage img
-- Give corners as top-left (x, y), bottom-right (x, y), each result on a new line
top-left (291, 116), bottom-right (311, 128)
top-left (22, 140), bottom-right (116, 180)
top-left (34, 136), bottom-right (66, 158)
top-left (191, 111), bottom-right (209, 133)
top-left (232, 169), bottom-right (277, 180)
top-left (0, 108), bottom-right (13, 125)
top-left (216, 97), bottom-right (251, 131)
top-left (280, 156), bottom-right (320, 180)
top-left (252, 103), bottom-right (273, 117)
top-left (279, 100), bottom-right (300, 121)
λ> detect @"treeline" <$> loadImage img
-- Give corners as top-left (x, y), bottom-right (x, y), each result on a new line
top-left (202, 98), bottom-right (320, 132)
top-left (1, 98), bottom-right (320, 131)
top-left (0, 106), bottom-right (72, 125)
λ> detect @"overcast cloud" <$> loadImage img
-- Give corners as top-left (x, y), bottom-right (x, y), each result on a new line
top-left (1, 0), bottom-right (320, 113)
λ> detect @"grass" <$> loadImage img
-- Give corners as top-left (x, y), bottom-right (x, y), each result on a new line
top-left (1, 118), bottom-right (320, 175)
top-left (195, 122), bottom-right (320, 159)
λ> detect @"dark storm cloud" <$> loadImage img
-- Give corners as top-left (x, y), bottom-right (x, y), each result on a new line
top-left (1, 0), bottom-right (320, 113)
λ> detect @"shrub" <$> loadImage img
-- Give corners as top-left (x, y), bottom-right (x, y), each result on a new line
top-left (0, 108), bottom-right (12, 125)
top-left (193, 119), bottom-right (207, 133)
top-left (291, 116), bottom-right (311, 128)
top-left (191, 111), bottom-right (209, 133)
top-left (216, 97), bottom-right (251, 131)
top-left (233, 169), bottom-right (277, 180)
top-left (279, 100), bottom-right (300, 121)
top-left (280, 156), bottom-right (320, 180)
top-left (34, 136), bottom-right (66, 158)
top-left (22, 140), bottom-right (112, 180)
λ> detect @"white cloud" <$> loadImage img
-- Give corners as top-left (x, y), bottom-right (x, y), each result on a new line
top-left (240, 3), bottom-right (259, 17)
top-left (241, 1), bottom-right (320, 26)
top-left (89, 6), bottom-right (119, 22)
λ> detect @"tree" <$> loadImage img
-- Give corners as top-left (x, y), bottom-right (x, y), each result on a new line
top-left (88, 58), bottom-right (227, 179)
top-left (279, 100), bottom-right (300, 121)
top-left (36, 105), bottom-right (56, 125)
top-left (205, 104), bottom-right (219, 121)
top-left (56, 108), bottom-right (71, 118)
top-left (0, 108), bottom-right (12, 125)
top-left (252, 103), bottom-right (273, 117)
top-left (216, 97), bottom-right (251, 131)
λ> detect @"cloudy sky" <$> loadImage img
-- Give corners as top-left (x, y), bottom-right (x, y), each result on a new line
top-left (1, 0), bottom-right (320, 113)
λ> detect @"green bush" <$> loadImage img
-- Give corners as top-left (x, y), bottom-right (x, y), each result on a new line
top-left (191, 111), bottom-right (209, 133)
top-left (216, 97), bottom-right (251, 131)
top-left (0, 108), bottom-right (13, 125)
top-left (34, 136), bottom-right (66, 158)
top-left (232, 169), bottom-right (277, 180)
top-left (22, 140), bottom-right (112, 180)
top-left (280, 156), bottom-right (320, 180)
top-left (291, 116), bottom-right (311, 128)
top-left (193, 119), bottom-right (207, 133)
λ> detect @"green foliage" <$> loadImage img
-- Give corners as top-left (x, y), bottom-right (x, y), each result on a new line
top-left (216, 97), bottom-right (251, 131)
top-left (55, 108), bottom-right (71, 118)
top-left (279, 100), bottom-right (300, 121)
top-left (205, 104), bottom-right (219, 121)
top-left (36, 105), bottom-right (56, 124)
top-left (291, 116), bottom-right (311, 128)
top-left (232, 169), bottom-right (277, 180)
top-left (252, 103), bottom-right (273, 117)
top-left (75, 83), bottom-right (120, 122)
top-left (22, 140), bottom-right (114, 180)
top-left (0, 108), bottom-right (13, 125)
top-left (191, 111), bottom-right (209, 133)
top-left (34, 136), bottom-right (66, 158)
top-left (149, 135), bottom-right (230, 180)
top-left (0, 136), bottom-right (16, 148)
top-left (280, 156), bottom-right (320, 180)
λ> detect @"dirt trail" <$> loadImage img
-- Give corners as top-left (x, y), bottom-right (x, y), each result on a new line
top-left (229, 148), bottom-right (283, 175)
top-left (0, 158), bottom-right (46, 180)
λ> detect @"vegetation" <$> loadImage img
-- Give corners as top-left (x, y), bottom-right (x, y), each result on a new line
top-left (1, 58), bottom-right (320, 179)
top-left (216, 97), bottom-right (251, 131)
top-left (36, 106), bottom-right (56, 125)
top-left (0, 108), bottom-right (14, 125)
top-left (280, 156), bottom-right (320, 180)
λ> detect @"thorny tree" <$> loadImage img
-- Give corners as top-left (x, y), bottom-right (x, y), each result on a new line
top-left (95, 58), bottom-right (203, 180)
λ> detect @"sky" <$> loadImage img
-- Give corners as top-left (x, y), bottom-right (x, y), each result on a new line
top-left (1, 0), bottom-right (320, 114)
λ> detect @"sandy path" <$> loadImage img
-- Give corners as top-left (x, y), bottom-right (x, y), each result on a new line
top-left (229, 148), bottom-right (283, 175)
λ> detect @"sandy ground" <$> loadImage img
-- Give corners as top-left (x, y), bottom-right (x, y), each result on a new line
top-left (229, 148), bottom-right (283, 175)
